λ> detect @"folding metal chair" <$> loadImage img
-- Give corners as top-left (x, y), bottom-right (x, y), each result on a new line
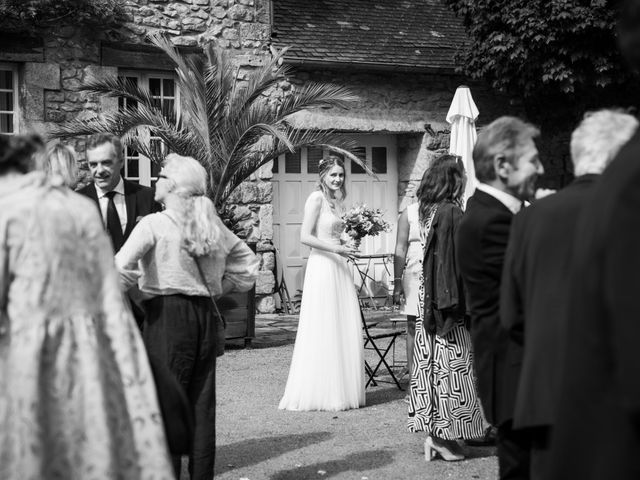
top-left (361, 309), bottom-right (406, 390)
top-left (274, 246), bottom-right (295, 314)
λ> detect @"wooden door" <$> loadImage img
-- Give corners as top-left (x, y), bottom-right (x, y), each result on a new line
top-left (272, 134), bottom-right (398, 304)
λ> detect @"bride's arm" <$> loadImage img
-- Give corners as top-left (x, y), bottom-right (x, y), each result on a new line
top-left (300, 192), bottom-right (358, 257)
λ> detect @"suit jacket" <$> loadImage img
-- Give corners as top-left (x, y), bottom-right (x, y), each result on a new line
top-left (548, 131), bottom-right (640, 480)
top-left (79, 179), bottom-right (160, 249)
top-left (500, 174), bottom-right (598, 430)
top-left (456, 189), bottom-right (522, 427)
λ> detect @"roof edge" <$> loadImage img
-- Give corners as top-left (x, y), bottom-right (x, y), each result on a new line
top-left (282, 56), bottom-right (458, 75)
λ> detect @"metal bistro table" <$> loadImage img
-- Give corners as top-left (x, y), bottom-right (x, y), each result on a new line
top-left (349, 252), bottom-right (394, 310)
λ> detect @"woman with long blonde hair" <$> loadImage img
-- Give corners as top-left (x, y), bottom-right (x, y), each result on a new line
top-left (116, 153), bottom-right (259, 479)
top-left (278, 155), bottom-right (365, 411)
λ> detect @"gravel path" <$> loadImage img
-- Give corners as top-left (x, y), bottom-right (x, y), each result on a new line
top-left (213, 344), bottom-right (497, 480)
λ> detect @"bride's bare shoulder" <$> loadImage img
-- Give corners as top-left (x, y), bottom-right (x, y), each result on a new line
top-left (306, 190), bottom-right (325, 206)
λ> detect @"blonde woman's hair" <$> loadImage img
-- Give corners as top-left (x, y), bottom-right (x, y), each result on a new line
top-left (162, 153), bottom-right (220, 257)
top-left (318, 155), bottom-right (347, 200)
top-left (43, 141), bottom-right (78, 188)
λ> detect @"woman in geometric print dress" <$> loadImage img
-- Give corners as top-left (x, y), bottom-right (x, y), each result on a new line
top-left (407, 154), bottom-right (484, 461)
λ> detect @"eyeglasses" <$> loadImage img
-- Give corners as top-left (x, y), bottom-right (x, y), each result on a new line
top-left (157, 174), bottom-right (168, 179)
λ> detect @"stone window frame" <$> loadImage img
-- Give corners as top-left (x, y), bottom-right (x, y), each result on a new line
top-left (117, 70), bottom-right (180, 187)
top-left (0, 63), bottom-right (19, 134)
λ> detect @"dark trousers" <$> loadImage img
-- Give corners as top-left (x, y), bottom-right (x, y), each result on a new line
top-left (497, 421), bottom-right (531, 480)
top-left (144, 294), bottom-right (217, 480)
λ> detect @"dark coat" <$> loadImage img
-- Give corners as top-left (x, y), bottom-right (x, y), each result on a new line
top-left (456, 189), bottom-right (522, 427)
top-left (79, 179), bottom-right (160, 248)
top-left (548, 131), bottom-right (640, 480)
top-left (500, 174), bottom-right (598, 430)
top-left (421, 202), bottom-right (466, 336)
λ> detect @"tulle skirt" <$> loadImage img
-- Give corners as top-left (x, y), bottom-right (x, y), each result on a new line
top-left (279, 248), bottom-right (365, 411)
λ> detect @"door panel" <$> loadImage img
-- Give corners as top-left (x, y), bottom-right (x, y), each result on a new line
top-left (272, 134), bottom-right (398, 305)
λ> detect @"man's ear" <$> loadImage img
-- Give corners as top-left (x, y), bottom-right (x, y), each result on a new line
top-left (494, 154), bottom-right (512, 180)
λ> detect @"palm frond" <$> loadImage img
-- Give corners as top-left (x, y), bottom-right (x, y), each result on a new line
top-left (148, 32), bottom-right (210, 151)
top-left (276, 82), bottom-right (359, 119)
top-left (228, 46), bottom-right (290, 121)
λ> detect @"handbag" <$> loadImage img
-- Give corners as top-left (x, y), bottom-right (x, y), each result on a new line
top-left (194, 258), bottom-right (227, 358)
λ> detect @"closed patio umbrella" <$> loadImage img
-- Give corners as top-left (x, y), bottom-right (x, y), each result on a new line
top-left (446, 85), bottom-right (479, 203)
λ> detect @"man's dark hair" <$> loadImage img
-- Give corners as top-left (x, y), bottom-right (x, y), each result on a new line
top-left (473, 116), bottom-right (540, 182)
top-left (86, 133), bottom-right (124, 161)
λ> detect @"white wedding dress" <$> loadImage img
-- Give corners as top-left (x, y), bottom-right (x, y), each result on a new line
top-left (279, 192), bottom-right (365, 411)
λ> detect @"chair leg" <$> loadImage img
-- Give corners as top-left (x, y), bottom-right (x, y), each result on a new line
top-left (368, 336), bottom-right (404, 391)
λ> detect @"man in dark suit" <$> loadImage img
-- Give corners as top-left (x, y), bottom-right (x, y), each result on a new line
top-left (548, 3), bottom-right (640, 478)
top-left (500, 110), bottom-right (639, 479)
top-left (457, 116), bottom-right (543, 480)
top-left (79, 132), bottom-right (160, 252)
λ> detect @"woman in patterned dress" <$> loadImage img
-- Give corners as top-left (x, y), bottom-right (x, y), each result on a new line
top-left (407, 154), bottom-right (484, 461)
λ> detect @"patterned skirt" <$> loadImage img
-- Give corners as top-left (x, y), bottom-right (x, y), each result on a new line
top-left (407, 319), bottom-right (484, 439)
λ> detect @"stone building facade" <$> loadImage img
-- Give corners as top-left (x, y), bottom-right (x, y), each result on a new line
top-left (0, 0), bottom-right (523, 313)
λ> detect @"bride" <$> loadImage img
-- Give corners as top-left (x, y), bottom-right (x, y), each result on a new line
top-left (279, 155), bottom-right (365, 411)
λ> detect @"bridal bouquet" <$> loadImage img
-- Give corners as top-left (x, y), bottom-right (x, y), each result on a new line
top-left (341, 204), bottom-right (391, 249)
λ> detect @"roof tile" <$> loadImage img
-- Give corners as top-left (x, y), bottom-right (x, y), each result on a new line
top-left (272, 0), bottom-right (467, 70)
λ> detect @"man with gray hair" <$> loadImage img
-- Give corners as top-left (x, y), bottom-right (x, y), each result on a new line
top-left (500, 109), bottom-right (639, 479)
top-left (457, 116), bottom-right (544, 480)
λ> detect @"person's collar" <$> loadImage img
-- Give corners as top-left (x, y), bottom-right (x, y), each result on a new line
top-left (96, 177), bottom-right (125, 198)
top-left (476, 182), bottom-right (523, 214)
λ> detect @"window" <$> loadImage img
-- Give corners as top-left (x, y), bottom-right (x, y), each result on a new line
top-left (273, 144), bottom-right (388, 176)
top-left (118, 71), bottom-right (179, 186)
top-left (0, 64), bottom-right (19, 134)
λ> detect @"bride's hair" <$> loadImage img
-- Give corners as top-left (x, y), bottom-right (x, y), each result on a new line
top-left (162, 153), bottom-right (221, 257)
top-left (317, 155), bottom-right (347, 201)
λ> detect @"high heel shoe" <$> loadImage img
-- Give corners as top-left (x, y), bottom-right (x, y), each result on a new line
top-left (424, 436), bottom-right (465, 462)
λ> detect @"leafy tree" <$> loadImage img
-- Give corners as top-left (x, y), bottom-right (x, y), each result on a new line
top-left (445, 0), bottom-right (634, 101)
top-left (0, 0), bottom-right (126, 31)
top-left (50, 34), bottom-right (365, 208)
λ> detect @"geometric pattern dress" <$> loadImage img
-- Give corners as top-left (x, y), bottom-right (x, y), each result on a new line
top-left (407, 205), bottom-right (484, 439)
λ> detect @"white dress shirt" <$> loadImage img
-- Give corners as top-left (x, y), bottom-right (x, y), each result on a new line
top-left (476, 183), bottom-right (524, 215)
top-left (96, 177), bottom-right (128, 233)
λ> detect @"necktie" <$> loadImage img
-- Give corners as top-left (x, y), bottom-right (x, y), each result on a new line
top-left (105, 191), bottom-right (124, 252)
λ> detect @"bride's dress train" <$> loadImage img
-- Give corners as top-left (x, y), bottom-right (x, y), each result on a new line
top-left (279, 192), bottom-right (365, 411)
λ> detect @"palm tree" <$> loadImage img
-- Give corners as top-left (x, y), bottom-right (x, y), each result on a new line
top-left (50, 33), bottom-right (368, 208)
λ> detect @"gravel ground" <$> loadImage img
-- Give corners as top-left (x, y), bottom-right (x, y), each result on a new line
top-left (212, 343), bottom-right (497, 480)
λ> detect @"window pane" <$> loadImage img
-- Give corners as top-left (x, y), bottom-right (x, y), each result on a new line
top-left (0, 113), bottom-right (13, 133)
top-left (163, 78), bottom-right (175, 97)
top-left (125, 147), bottom-right (139, 179)
top-left (162, 99), bottom-right (174, 113)
top-left (272, 158), bottom-right (279, 173)
top-left (351, 147), bottom-right (367, 174)
top-left (307, 147), bottom-right (323, 173)
top-left (285, 150), bottom-right (301, 173)
top-left (126, 158), bottom-right (139, 178)
top-left (372, 147), bottom-right (387, 174)
top-left (151, 160), bottom-right (161, 178)
top-left (0, 70), bottom-right (12, 90)
top-left (149, 78), bottom-right (161, 96)
top-left (0, 92), bottom-right (12, 111)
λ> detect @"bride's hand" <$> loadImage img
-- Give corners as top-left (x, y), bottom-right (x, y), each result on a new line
top-left (334, 245), bottom-right (359, 258)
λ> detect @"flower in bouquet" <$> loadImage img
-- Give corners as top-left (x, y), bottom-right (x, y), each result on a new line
top-left (341, 204), bottom-right (391, 248)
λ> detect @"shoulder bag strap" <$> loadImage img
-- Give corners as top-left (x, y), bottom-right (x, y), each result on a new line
top-left (160, 211), bottom-right (225, 326)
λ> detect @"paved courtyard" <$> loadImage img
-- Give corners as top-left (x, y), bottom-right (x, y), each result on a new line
top-left (212, 313), bottom-right (498, 480)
